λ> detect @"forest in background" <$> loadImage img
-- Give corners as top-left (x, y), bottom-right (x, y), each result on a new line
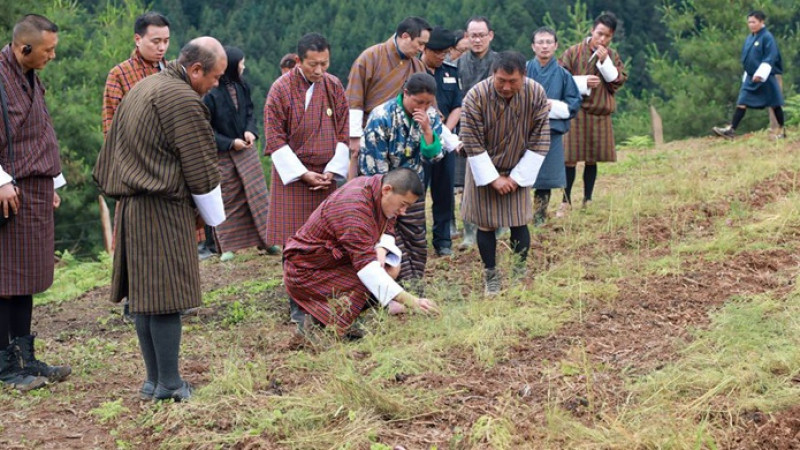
top-left (1, 0), bottom-right (799, 256)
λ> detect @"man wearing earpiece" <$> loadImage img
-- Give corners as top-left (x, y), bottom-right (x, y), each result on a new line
top-left (0, 14), bottom-right (71, 391)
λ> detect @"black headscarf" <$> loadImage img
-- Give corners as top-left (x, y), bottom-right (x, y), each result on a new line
top-left (222, 46), bottom-right (245, 84)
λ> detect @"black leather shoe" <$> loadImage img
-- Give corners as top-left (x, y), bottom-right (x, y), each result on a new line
top-left (139, 380), bottom-right (155, 400)
top-left (153, 380), bottom-right (192, 402)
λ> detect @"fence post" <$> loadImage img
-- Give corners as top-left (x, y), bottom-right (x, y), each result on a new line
top-left (98, 195), bottom-right (113, 257)
top-left (650, 105), bottom-right (664, 147)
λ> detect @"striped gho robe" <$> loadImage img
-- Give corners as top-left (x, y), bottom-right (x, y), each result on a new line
top-left (461, 77), bottom-right (550, 228)
top-left (559, 38), bottom-right (627, 163)
top-left (0, 45), bottom-right (63, 297)
top-left (284, 175), bottom-right (406, 333)
top-left (359, 96), bottom-right (443, 282)
top-left (93, 61), bottom-right (222, 315)
top-left (204, 79), bottom-right (270, 252)
top-left (346, 36), bottom-right (427, 139)
top-left (264, 67), bottom-right (349, 245)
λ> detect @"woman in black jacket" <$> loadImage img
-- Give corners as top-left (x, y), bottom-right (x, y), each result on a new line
top-left (203, 46), bottom-right (276, 261)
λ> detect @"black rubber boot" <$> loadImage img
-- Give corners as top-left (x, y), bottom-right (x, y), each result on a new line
top-left (13, 335), bottom-right (72, 383)
top-left (0, 346), bottom-right (47, 391)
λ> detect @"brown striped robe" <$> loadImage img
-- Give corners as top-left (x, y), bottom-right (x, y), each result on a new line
top-left (461, 77), bottom-right (550, 228)
top-left (559, 39), bottom-right (627, 163)
top-left (0, 45), bottom-right (61, 296)
top-left (284, 175), bottom-right (394, 332)
top-left (93, 61), bottom-right (220, 315)
top-left (346, 36), bottom-right (427, 128)
top-left (264, 68), bottom-right (348, 245)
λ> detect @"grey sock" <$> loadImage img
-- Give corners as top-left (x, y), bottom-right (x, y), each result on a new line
top-left (134, 315), bottom-right (158, 385)
top-left (150, 313), bottom-right (183, 390)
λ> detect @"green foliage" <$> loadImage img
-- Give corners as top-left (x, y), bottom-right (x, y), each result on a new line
top-left (90, 398), bottom-right (130, 423)
top-left (34, 250), bottom-right (111, 306)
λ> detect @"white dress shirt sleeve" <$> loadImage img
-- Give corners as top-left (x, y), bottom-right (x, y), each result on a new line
top-left (509, 150), bottom-right (546, 187)
top-left (572, 75), bottom-right (591, 96)
top-left (0, 165), bottom-right (11, 187)
top-left (754, 63), bottom-right (772, 80)
top-left (349, 109), bottom-right (365, 138)
top-left (596, 56), bottom-right (619, 83)
top-left (271, 145), bottom-right (308, 185)
top-left (192, 184), bottom-right (226, 226)
top-left (53, 173), bottom-right (67, 189)
top-left (323, 142), bottom-right (350, 181)
top-left (467, 151), bottom-right (500, 186)
top-left (548, 100), bottom-right (570, 119)
top-left (357, 260), bottom-right (405, 307)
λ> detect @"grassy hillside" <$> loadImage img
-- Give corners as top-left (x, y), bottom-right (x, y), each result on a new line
top-left (3, 129), bottom-right (800, 449)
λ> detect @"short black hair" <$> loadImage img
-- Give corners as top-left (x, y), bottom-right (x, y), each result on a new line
top-left (297, 33), bottom-right (330, 60)
top-left (466, 16), bottom-right (492, 31)
top-left (396, 16), bottom-right (431, 39)
top-left (531, 26), bottom-right (557, 44)
top-left (748, 10), bottom-right (766, 21)
top-left (279, 53), bottom-right (297, 69)
top-left (593, 13), bottom-right (618, 32)
top-left (491, 51), bottom-right (526, 75)
top-left (382, 168), bottom-right (424, 197)
top-left (404, 72), bottom-right (437, 96)
top-left (12, 14), bottom-right (58, 45)
top-left (134, 12), bottom-right (170, 36)
top-left (178, 41), bottom-right (218, 73)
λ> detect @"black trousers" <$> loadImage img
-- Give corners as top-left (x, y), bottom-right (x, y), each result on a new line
top-left (423, 151), bottom-right (455, 251)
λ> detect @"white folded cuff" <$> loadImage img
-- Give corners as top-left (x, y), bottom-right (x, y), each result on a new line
top-left (349, 109), bottom-right (364, 137)
top-left (357, 260), bottom-right (404, 307)
top-left (742, 71), bottom-right (747, 83)
top-left (272, 145), bottom-right (308, 185)
top-left (573, 75), bottom-right (591, 96)
top-left (0, 165), bottom-right (12, 187)
top-left (754, 63), bottom-right (772, 80)
top-left (192, 184), bottom-right (226, 226)
top-left (375, 233), bottom-right (402, 267)
top-left (440, 126), bottom-right (461, 152)
top-left (53, 173), bottom-right (67, 189)
top-left (509, 150), bottom-right (546, 187)
top-left (323, 142), bottom-right (350, 181)
top-left (548, 100), bottom-right (571, 119)
top-left (596, 57), bottom-right (619, 83)
top-left (468, 151), bottom-right (500, 186)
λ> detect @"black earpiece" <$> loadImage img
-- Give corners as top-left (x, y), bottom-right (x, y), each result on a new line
top-left (22, 44), bottom-right (32, 55)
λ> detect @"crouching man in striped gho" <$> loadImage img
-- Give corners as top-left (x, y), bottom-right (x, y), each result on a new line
top-left (94, 37), bottom-right (228, 402)
top-left (283, 168), bottom-right (439, 339)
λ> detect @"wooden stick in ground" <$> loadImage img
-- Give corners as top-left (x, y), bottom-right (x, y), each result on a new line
top-left (98, 195), bottom-right (113, 256)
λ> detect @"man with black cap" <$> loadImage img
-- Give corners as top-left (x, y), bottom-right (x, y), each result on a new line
top-left (421, 26), bottom-right (462, 256)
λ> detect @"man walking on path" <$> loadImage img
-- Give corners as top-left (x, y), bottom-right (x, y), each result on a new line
top-left (712, 10), bottom-right (786, 140)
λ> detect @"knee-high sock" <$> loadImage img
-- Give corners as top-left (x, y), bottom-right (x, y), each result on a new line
top-left (774, 106), bottom-right (785, 127)
top-left (9, 295), bottom-right (33, 342)
top-left (150, 313), bottom-right (183, 389)
top-left (731, 107), bottom-right (746, 130)
top-left (476, 229), bottom-right (497, 270)
top-left (134, 314), bottom-right (158, 385)
top-left (563, 166), bottom-right (576, 204)
top-left (0, 298), bottom-right (10, 348)
top-left (509, 226), bottom-right (530, 262)
top-left (583, 164), bottom-right (598, 201)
